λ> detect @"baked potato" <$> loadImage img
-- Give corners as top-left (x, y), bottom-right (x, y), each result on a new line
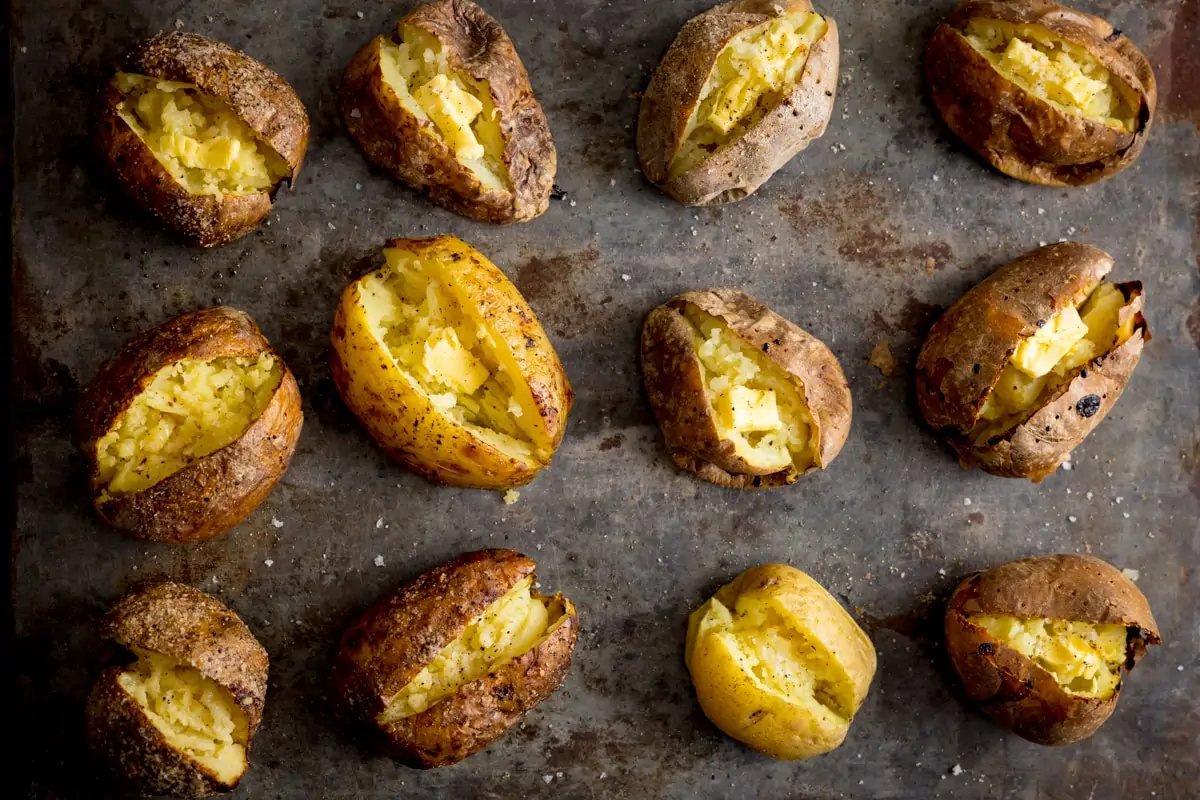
top-left (86, 582), bottom-right (269, 797)
top-left (341, 0), bottom-right (556, 223)
top-left (330, 235), bottom-right (572, 490)
top-left (926, 0), bottom-right (1155, 186)
top-left (75, 306), bottom-right (303, 543)
top-left (637, 0), bottom-right (839, 205)
top-left (916, 242), bottom-right (1148, 481)
top-left (97, 32), bottom-right (310, 246)
top-left (945, 554), bottom-right (1160, 745)
top-left (641, 289), bottom-right (852, 489)
top-left (331, 549), bottom-right (578, 768)
top-left (685, 564), bottom-right (877, 760)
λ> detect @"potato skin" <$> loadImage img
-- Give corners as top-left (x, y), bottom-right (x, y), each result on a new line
top-left (637, 0), bottom-right (839, 205)
top-left (75, 307), bottom-right (304, 543)
top-left (926, 0), bottom-right (1156, 187)
top-left (340, 0), bottom-right (556, 223)
top-left (916, 243), bottom-right (1148, 481)
top-left (332, 549), bottom-right (579, 768)
top-left (945, 554), bottom-right (1160, 745)
top-left (96, 32), bottom-right (310, 246)
top-left (641, 288), bottom-right (852, 489)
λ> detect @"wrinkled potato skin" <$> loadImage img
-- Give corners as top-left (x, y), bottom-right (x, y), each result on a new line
top-left (638, 0), bottom-right (839, 205)
top-left (641, 289), bottom-right (852, 489)
top-left (340, 0), bottom-right (556, 223)
top-left (926, 0), bottom-right (1155, 186)
top-left (945, 555), bottom-right (1160, 745)
top-left (75, 307), bottom-right (304, 543)
top-left (96, 32), bottom-right (309, 246)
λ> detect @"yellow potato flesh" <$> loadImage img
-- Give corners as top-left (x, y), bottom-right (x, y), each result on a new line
top-left (118, 649), bottom-right (249, 783)
top-left (113, 73), bottom-right (291, 196)
top-left (670, 12), bottom-right (826, 179)
top-left (96, 353), bottom-right (281, 497)
top-left (381, 577), bottom-right (554, 720)
top-left (378, 27), bottom-right (509, 191)
top-left (963, 20), bottom-right (1136, 131)
top-left (971, 614), bottom-right (1127, 699)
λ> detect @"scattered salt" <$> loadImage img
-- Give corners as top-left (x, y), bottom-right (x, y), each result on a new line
top-left (271, 517), bottom-right (284, 528)
top-left (264, 559), bottom-right (274, 567)
top-left (374, 555), bottom-right (385, 567)
top-left (963, 498), bottom-right (972, 506)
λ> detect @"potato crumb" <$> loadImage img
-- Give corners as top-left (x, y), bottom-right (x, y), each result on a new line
top-left (868, 340), bottom-right (898, 377)
top-left (503, 489), bottom-right (520, 505)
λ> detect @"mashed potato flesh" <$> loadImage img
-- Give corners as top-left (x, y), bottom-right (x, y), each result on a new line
top-left (96, 354), bottom-right (282, 497)
top-left (378, 28), bottom-right (509, 190)
top-left (964, 20), bottom-right (1136, 131)
top-left (113, 73), bottom-right (291, 196)
top-left (670, 12), bottom-right (826, 179)
top-left (382, 577), bottom-right (554, 720)
top-left (119, 650), bottom-right (248, 783)
top-left (971, 614), bottom-right (1126, 699)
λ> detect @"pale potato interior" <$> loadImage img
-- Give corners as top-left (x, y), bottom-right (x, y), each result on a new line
top-left (971, 614), bottom-right (1127, 699)
top-left (681, 306), bottom-right (815, 473)
top-left (963, 20), bottom-right (1137, 131)
top-left (669, 11), bottom-right (826, 179)
top-left (113, 72), bottom-right (291, 196)
top-left (96, 353), bottom-right (281, 498)
top-left (378, 27), bottom-right (509, 191)
top-left (118, 649), bottom-right (249, 783)
top-left (380, 577), bottom-right (564, 720)
top-left (357, 246), bottom-right (539, 462)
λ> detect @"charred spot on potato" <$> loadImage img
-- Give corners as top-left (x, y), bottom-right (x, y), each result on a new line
top-left (1076, 394), bottom-right (1101, 417)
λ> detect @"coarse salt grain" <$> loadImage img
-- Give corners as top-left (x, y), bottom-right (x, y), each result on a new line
top-left (264, 559), bottom-right (274, 567)
top-left (963, 498), bottom-right (972, 506)
top-left (271, 517), bottom-right (284, 528)
top-left (374, 555), bottom-right (385, 567)
top-left (1121, 568), bottom-right (1139, 581)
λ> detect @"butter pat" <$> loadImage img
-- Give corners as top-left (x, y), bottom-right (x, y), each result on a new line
top-left (413, 74), bottom-right (484, 160)
top-left (1011, 306), bottom-right (1089, 378)
top-left (717, 385), bottom-right (780, 432)
top-left (424, 328), bottom-right (490, 394)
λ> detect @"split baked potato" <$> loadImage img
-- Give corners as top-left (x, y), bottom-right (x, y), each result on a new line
top-left (330, 235), bottom-right (572, 490)
top-left (916, 243), bottom-right (1148, 481)
top-left (945, 554), bottom-right (1160, 745)
top-left (86, 582), bottom-right (269, 797)
top-left (75, 307), bottom-right (303, 543)
top-left (97, 32), bottom-right (310, 246)
top-left (641, 289), bottom-right (852, 488)
top-left (637, 0), bottom-right (839, 205)
top-left (686, 564), bottom-right (877, 760)
top-left (926, 0), bottom-right (1156, 186)
top-left (341, 0), bottom-right (556, 223)
top-left (332, 549), bottom-right (579, 768)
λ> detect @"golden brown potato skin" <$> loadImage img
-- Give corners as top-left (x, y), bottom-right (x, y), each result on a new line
top-left (926, 0), bottom-right (1156, 186)
top-left (96, 32), bottom-right (310, 246)
top-left (340, 0), bottom-right (556, 223)
top-left (86, 582), bottom-right (269, 797)
top-left (332, 549), bottom-right (579, 768)
top-left (637, 0), bottom-right (839, 205)
top-left (641, 289), bottom-right (852, 489)
top-left (75, 307), bottom-right (304, 543)
top-left (945, 554), bottom-right (1159, 746)
top-left (916, 243), bottom-right (1148, 481)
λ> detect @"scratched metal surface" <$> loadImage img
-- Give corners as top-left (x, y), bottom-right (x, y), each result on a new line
top-left (11, 0), bottom-right (1200, 798)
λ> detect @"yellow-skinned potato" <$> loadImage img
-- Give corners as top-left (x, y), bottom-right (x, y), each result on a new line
top-left (330, 236), bottom-right (572, 489)
top-left (685, 564), bottom-right (876, 760)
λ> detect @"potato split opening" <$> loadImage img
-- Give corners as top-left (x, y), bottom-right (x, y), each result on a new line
top-left (378, 27), bottom-right (510, 191)
top-left (970, 614), bottom-right (1126, 699)
top-left (113, 73), bottom-right (292, 196)
top-left (96, 353), bottom-right (282, 497)
top-left (118, 649), bottom-right (249, 783)
top-left (380, 576), bottom-right (566, 721)
top-left (962, 20), bottom-right (1137, 131)
top-left (681, 306), bottom-right (816, 472)
top-left (669, 11), bottom-right (826, 179)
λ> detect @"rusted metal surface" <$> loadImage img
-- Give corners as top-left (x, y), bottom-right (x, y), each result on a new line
top-left (11, 1), bottom-right (1199, 798)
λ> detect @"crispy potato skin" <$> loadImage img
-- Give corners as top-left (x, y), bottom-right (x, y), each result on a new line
top-left (340, 0), bottom-right (556, 223)
top-left (637, 0), bottom-right (839, 205)
top-left (87, 583), bottom-right (269, 797)
top-left (916, 243), bottom-right (1148, 480)
top-left (96, 32), bottom-right (310, 246)
top-left (641, 288), bottom-right (852, 489)
top-left (332, 549), bottom-right (579, 768)
top-left (945, 555), bottom-right (1160, 745)
top-left (926, 0), bottom-right (1156, 186)
top-left (75, 307), bottom-right (304, 543)
top-left (329, 236), bottom-right (572, 490)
